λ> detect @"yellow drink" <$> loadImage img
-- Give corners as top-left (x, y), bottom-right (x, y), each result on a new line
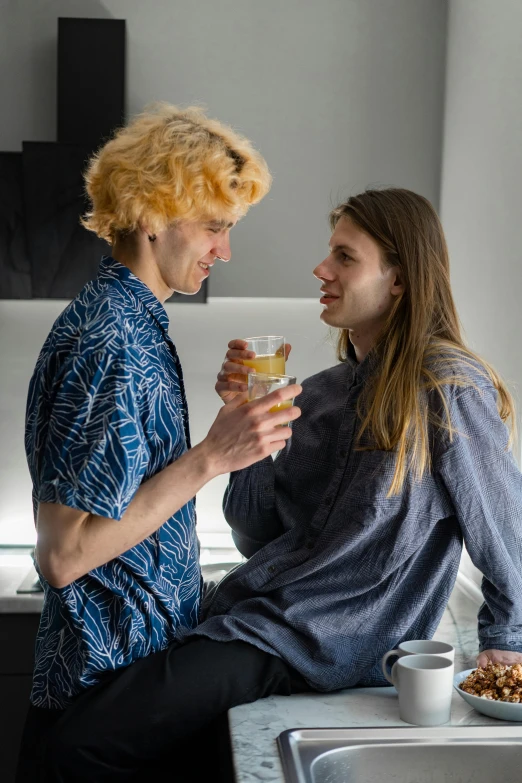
top-left (243, 354), bottom-right (285, 374)
top-left (269, 399), bottom-right (292, 414)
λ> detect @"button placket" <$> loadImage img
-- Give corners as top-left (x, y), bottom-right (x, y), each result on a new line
top-left (308, 395), bottom-right (358, 538)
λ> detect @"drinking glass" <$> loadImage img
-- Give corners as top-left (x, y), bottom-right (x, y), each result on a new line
top-left (243, 336), bottom-right (285, 375)
top-left (247, 372), bottom-right (296, 417)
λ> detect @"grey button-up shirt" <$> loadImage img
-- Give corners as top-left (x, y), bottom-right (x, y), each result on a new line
top-left (187, 353), bottom-right (522, 691)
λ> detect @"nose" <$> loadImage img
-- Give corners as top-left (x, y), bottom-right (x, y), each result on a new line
top-left (313, 256), bottom-right (334, 282)
top-left (214, 234), bottom-right (231, 263)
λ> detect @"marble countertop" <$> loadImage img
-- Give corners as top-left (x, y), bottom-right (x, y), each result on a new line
top-left (228, 684), bottom-right (507, 783)
top-left (228, 586), bottom-right (518, 782)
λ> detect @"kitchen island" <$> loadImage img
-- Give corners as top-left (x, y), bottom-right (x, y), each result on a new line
top-left (227, 587), bottom-right (520, 782)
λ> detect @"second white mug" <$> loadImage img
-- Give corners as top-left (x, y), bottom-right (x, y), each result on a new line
top-left (382, 640), bottom-right (454, 681)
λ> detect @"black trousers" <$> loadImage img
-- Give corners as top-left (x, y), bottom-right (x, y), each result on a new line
top-left (17, 637), bottom-right (310, 782)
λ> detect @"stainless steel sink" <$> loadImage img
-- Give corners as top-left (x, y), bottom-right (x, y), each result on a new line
top-left (278, 726), bottom-right (522, 783)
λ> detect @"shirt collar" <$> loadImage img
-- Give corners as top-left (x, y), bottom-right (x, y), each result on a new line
top-left (98, 256), bottom-right (170, 332)
top-left (345, 339), bottom-right (380, 383)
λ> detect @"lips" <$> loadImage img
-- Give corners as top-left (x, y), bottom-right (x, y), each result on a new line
top-left (198, 261), bottom-right (214, 278)
top-left (320, 289), bottom-right (339, 304)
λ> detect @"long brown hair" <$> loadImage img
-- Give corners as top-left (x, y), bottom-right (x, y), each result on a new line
top-left (331, 188), bottom-right (514, 494)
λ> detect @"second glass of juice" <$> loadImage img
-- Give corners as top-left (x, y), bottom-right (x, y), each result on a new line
top-left (247, 372), bottom-right (297, 417)
top-left (243, 336), bottom-right (285, 374)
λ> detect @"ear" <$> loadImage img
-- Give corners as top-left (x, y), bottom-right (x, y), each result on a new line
top-left (390, 267), bottom-right (405, 298)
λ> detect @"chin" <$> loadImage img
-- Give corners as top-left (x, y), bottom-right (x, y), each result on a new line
top-left (174, 283), bottom-right (202, 296)
top-left (320, 309), bottom-right (337, 326)
top-left (320, 310), bottom-right (349, 331)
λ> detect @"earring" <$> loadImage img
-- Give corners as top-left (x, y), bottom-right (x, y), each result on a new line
top-left (148, 234), bottom-right (157, 242)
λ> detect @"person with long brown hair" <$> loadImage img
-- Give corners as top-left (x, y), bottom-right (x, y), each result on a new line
top-left (44, 188), bottom-right (522, 781)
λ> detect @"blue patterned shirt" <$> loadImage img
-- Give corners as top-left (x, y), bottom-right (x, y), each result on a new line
top-left (191, 354), bottom-right (522, 692)
top-left (25, 257), bottom-right (200, 708)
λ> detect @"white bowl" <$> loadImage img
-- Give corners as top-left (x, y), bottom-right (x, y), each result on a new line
top-left (454, 669), bottom-right (522, 722)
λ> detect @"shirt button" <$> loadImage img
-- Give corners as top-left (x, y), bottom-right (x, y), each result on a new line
top-left (306, 540), bottom-right (314, 550)
top-left (339, 449), bottom-right (347, 459)
top-left (268, 565), bottom-right (276, 574)
top-left (324, 496), bottom-right (333, 505)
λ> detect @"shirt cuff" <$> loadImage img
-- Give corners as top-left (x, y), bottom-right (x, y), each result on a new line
top-left (38, 480), bottom-right (127, 521)
top-left (479, 639), bottom-right (522, 654)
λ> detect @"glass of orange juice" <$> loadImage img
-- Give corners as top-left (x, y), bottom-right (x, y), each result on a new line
top-left (247, 372), bottom-right (297, 420)
top-left (243, 336), bottom-right (285, 375)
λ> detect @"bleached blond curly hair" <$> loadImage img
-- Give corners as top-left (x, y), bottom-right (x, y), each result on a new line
top-left (82, 103), bottom-right (272, 243)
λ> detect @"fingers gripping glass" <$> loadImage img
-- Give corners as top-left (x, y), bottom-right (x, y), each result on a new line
top-left (247, 372), bottom-right (297, 422)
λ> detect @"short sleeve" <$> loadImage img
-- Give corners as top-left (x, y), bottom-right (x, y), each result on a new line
top-left (38, 348), bottom-right (151, 520)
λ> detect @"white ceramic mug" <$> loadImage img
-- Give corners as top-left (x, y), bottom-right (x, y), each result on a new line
top-left (385, 654), bottom-right (454, 726)
top-left (382, 640), bottom-right (454, 681)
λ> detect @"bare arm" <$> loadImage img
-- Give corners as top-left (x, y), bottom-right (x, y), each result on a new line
top-left (37, 385), bottom-right (301, 588)
top-left (37, 444), bottom-right (213, 588)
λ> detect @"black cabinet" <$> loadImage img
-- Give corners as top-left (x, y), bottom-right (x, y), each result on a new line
top-left (0, 17), bottom-right (208, 305)
top-left (0, 614), bottom-right (41, 783)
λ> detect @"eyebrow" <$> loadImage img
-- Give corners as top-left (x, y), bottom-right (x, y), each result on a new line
top-left (208, 219), bottom-right (235, 230)
top-left (329, 244), bottom-right (359, 255)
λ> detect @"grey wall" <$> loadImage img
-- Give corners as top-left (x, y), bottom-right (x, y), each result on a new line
top-left (440, 0), bottom-right (522, 423)
top-left (441, 0), bottom-right (522, 586)
top-left (0, 0), bottom-right (448, 297)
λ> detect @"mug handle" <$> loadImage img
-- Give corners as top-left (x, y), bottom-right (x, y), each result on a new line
top-left (382, 649), bottom-right (400, 684)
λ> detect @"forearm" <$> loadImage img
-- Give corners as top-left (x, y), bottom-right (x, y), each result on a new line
top-left (223, 457), bottom-right (284, 556)
top-left (478, 579), bottom-right (522, 652)
top-left (37, 443), bottom-right (215, 588)
top-left (463, 535), bottom-right (522, 650)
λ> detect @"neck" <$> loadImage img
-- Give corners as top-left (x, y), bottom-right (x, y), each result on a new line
top-left (111, 239), bottom-right (173, 303)
top-left (347, 324), bottom-right (382, 363)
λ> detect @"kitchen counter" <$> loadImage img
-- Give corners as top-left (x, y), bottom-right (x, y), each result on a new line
top-left (227, 586), bottom-right (516, 782)
top-left (0, 550), bottom-right (43, 613)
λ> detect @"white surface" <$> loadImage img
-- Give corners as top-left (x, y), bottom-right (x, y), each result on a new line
top-left (0, 296), bottom-right (336, 546)
top-left (455, 568), bottom-right (483, 601)
top-left (0, 0), bottom-right (447, 297)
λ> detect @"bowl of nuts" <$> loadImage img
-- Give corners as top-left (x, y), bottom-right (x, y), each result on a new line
top-left (454, 664), bottom-right (522, 721)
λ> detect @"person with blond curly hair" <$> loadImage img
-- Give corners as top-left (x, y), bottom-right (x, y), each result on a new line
top-left (16, 104), bottom-right (301, 781)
